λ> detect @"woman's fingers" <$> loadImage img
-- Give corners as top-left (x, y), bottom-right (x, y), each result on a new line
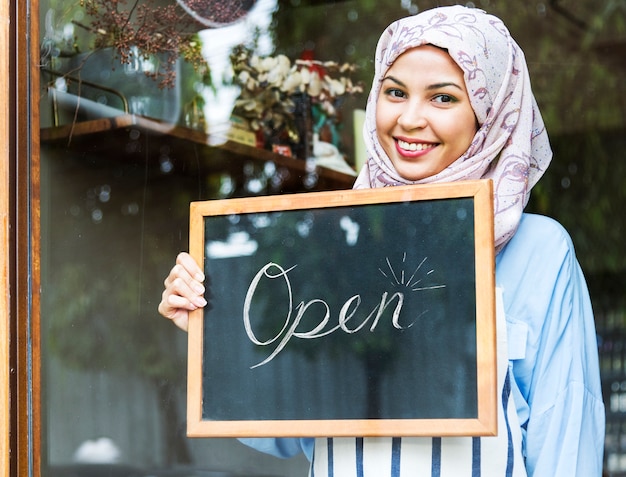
top-left (176, 251), bottom-right (205, 283)
top-left (165, 274), bottom-right (207, 309)
top-left (158, 252), bottom-right (207, 332)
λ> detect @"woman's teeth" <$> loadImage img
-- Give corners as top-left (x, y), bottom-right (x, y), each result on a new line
top-left (397, 139), bottom-right (435, 152)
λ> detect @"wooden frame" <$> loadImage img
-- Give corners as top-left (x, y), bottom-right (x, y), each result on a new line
top-left (187, 180), bottom-right (496, 438)
top-left (0, 0), bottom-right (42, 474)
top-left (0, 0), bottom-right (41, 477)
top-left (1, 1), bottom-right (10, 474)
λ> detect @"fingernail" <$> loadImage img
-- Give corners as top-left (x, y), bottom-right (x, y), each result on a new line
top-left (194, 272), bottom-right (205, 282)
top-left (193, 283), bottom-right (205, 294)
top-left (195, 297), bottom-right (207, 307)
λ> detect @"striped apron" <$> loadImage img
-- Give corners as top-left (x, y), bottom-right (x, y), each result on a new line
top-left (309, 288), bottom-right (527, 477)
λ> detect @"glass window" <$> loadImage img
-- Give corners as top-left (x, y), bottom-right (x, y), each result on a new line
top-left (24, 0), bottom-right (626, 475)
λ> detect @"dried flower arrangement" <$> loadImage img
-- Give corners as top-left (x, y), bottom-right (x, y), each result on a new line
top-left (230, 46), bottom-right (364, 149)
top-left (53, 0), bottom-right (213, 88)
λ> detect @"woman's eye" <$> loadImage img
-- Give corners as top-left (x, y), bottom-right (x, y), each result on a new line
top-left (385, 88), bottom-right (406, 99)
top-left (433, 94), bottom-right (456, 103)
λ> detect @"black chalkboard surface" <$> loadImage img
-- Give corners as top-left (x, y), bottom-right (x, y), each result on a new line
top-left (187, 180), bottom-right (496, 437)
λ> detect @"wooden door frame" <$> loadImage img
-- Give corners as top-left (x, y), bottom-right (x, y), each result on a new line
top-left (2, 0), bottom-right (41, 475)
top-left (1, 0), bottom-right (11, 473)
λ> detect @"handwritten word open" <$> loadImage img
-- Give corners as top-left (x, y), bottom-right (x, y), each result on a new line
top-left (243, 262), bottom-right (419, 369)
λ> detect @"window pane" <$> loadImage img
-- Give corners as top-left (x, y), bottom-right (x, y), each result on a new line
top-left (37, 0), bottom-right (625, 475)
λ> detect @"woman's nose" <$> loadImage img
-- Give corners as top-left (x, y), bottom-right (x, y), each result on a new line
top-left (397, 101), bottom-right (428, 130)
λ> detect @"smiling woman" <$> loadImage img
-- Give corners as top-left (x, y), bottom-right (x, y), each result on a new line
top-left (375, 45), bottom-right (477, 182)
top-left (164, 5), bottom-right (605, 476)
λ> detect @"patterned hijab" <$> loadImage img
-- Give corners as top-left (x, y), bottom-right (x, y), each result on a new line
top-left (353, 5), bottom-right (552, 250)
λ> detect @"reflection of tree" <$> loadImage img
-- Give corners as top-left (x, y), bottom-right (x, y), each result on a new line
top-left (39, 0), bottom-right (624, 461)
top-left (527, 130), bottom-right (626, 316)
top-left (43, 151), bottom-right (203, 466)
top-left (529, 130), bottom-right (626, 274)
top-left (48, 260), bottom-right (191, 464)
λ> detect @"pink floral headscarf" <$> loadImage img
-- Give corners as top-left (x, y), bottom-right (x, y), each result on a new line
top-left (353, 5), bottom-right (552, 250)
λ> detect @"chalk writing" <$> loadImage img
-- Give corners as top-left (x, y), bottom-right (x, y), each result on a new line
top-left (379, 253), bottom-right (445, 292)
top-left (243, 259), bottom-right (445, 369)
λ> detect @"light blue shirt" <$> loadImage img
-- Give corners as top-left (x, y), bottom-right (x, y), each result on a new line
top-left (240, 214), bottom-right (606, 476)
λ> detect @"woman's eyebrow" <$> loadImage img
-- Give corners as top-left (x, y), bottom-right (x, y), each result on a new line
top-left (426, 82), bottom-right (464, 91)
top-left (381, 75), bottom-right (406, 87)
top-left (381, 76), bottom-right (464, 92)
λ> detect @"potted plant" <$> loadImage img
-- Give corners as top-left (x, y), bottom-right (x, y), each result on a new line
top-left (230, 46), bottom-right (363, 159)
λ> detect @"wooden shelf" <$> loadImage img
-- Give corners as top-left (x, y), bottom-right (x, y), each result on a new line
top-left (40, 114), bottom-right (356, 193)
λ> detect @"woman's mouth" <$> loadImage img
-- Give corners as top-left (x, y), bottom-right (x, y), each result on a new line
top-left (396, 139), bottom-right (437, 155)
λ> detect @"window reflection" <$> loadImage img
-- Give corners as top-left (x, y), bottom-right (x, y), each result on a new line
top-left (37, 0), bottom-right (625, 474)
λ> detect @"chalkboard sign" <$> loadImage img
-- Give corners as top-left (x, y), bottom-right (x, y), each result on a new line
top-left (187, 180), bottom-right (496, 438)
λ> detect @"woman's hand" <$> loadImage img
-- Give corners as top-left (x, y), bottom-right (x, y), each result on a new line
top-left (158, 252), bottom-right (207, 332)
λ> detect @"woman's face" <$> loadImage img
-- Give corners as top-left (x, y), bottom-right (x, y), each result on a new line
top-left (376, 45), bottom-right (477, 181)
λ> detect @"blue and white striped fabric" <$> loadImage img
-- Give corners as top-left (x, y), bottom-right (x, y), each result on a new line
top-left (308, 289), bottom-right (527, 477)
